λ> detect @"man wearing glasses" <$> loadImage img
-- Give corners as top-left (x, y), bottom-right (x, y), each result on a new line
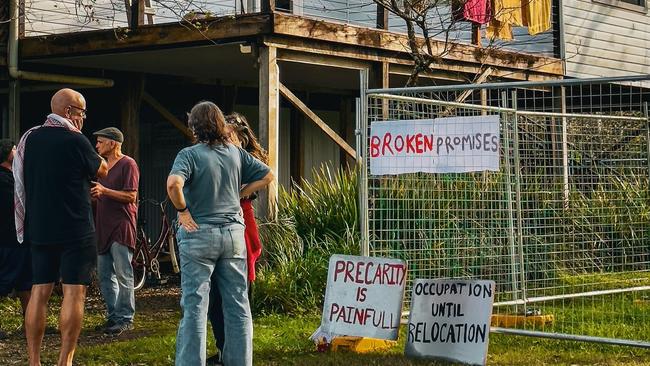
top-left (14, 88), bottom-right (108, 366)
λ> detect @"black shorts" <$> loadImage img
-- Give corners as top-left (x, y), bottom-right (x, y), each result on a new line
top-left (31, 236), bottom-right (97, 285)
top-left (0, 246), bottom-right (32, 296)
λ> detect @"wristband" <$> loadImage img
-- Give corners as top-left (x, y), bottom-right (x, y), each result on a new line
top-left (176, 206), bottom-right (188, 212)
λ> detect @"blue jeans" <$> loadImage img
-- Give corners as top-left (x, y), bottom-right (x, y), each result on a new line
top-left (175, 224), bottom-right (252, 366)
top-left (97, 241), bottom-right (135, 324)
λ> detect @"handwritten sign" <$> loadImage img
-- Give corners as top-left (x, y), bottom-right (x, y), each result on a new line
top-left (405, 279), bottom-right (495, 365)
top-left (321, 254), bottom-right (407, 340)
top-left (369, 115), bottom-right (500, 175)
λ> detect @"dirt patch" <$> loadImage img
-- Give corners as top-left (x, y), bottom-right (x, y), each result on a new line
top-left (0, 275), bottom-right (181, 365)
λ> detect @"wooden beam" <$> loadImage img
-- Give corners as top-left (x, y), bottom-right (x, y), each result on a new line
top-left (455, 66), bottom-right (493, 103)
top-left (259, 45), bottom-right (279, 219)
top-left (272, 13), bottom-right (563, 76)
top-left (279, 82), bottom-right (356, 159)
top-left (266, 37), bottom-right (561, 82)
top-left (120, 74), bottom-right (145, 161)
top-left (141, 92), bottom-right (193, 139)
top-left (277, 48), bottom-right (370, 70)
top-left (21, 14), bottom-right (272, 58)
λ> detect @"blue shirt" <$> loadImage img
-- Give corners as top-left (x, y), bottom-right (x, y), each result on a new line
top-left (169, 143), bottom-right (270, 226)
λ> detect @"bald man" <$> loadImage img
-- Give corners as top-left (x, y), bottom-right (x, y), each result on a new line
top-left (15, 88), bottom-right (108, 366)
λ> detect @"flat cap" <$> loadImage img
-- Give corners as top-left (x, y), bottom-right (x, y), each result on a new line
top-left (93, 127), bottom-right (124, 143)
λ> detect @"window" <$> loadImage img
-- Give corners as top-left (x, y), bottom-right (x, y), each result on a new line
top-left (593, 0), bottom-right (647, 12)
top-left (619, 0), bottom-right (644, 5)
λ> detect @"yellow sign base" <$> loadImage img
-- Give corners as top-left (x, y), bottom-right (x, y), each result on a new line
top-left (329, 336), bottom-right (397, 353)
top-left (491, 313), bottom-right (554, 327)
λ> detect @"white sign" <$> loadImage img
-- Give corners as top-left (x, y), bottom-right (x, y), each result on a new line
top-left (369, 115), bottom-right (500, 175)
top-left (320, 254), bottom-right (407, 340)
top-left (405, 279), bottom-right (495, 365)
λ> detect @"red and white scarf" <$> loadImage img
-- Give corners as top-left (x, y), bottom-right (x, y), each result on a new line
top-left (13, 114), bottom-right (81, 244)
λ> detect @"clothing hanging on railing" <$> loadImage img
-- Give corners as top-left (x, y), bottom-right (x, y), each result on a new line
top-left (487, 0), bottom-right (552, 40)
top-left (522, 0), bottom-right (552, 35)
top-left (452, 0), bottom-right (492, 25)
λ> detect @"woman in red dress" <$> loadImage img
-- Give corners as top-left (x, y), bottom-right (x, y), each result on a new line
top-left (207, 112), bottom-right (268, 365)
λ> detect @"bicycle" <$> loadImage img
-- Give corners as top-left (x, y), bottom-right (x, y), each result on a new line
top-left (133, 198), bottom-right (180, 291)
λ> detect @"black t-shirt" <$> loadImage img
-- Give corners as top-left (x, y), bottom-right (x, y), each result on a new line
top-left (23, 127), bottom-right (102, 245)
top-left (0, 165), bottom-right (19, 247)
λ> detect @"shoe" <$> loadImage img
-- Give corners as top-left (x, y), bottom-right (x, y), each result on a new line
top-left (95, 319), bottom-right (117, 331)
top-left (206, 354), bottom-right (223, 366)
top-left (104, 322), bottom-right (133, 336)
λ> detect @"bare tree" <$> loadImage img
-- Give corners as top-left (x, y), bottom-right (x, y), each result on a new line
top-left (371, 0), bottom-right (556, 86)
top-left (373, 0), bottom-right (468, 86)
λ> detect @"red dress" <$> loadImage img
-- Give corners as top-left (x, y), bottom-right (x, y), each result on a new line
top-left (241, 198), bottom-right (261, 282)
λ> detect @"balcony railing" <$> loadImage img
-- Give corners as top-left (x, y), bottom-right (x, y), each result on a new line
top-left (21, 0), bottom-right (557, 57)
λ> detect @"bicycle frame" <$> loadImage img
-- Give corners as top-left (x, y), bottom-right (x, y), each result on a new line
top-left (133, 198), bottom-right (179, 290)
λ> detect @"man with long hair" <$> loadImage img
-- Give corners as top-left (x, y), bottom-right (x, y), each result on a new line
top-left (206, 112), bottom-right (268, 365)
top-left (167, 101), bottom-right (273, 366)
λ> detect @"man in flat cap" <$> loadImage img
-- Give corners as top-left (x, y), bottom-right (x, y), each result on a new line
top-left (92, 127), bottom-right (140, 335)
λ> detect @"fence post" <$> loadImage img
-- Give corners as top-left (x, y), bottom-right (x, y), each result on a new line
top-left (511, 90), bottom-right (527, 307)
top-left (561, 86), bottom-right (570, 209)
top-left (645, 102), bottom-right (650, 191)
top-left (501, 91), bottom-right (521, 310)
top-left (359, 69), bottom-right (370, 257)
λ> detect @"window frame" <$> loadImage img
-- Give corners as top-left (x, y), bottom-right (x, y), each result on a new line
top-left (592, 0), bottom-right (647, 13)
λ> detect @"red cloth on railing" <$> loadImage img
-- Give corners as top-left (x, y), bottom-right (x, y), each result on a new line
top-left (453, 0), bottom-right (492, 25)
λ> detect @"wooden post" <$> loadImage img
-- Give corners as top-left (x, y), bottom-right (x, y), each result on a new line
top-left (262, 0), bottom-right (276, 13)
top-left (258, 45), bottom-right (279, 219)
top-left (289, 106), bottom-right (303, 184)
top-left (8, 80), bottom-right (20, 142)
top-left (376, 4), bottom-right (388, 30)
top-left (381, 62), bottom-right (389, 120)
top-left (128, 0), bottom-right (145, 29)
top-left (120, 74), bottom-right (144, 162)
top-left (471, 23), bottom-right (481, 46)
top-left (339, 97), bottom-right (350, 168)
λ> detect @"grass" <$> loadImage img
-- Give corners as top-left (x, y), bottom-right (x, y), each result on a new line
top-left (2, 289), bottom-right (650, 366)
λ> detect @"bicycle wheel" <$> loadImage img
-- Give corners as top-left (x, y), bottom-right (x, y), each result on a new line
top-left (168, 233), bottom-right (180, 274)
top-left (132, 241), bottom-right (147, 291)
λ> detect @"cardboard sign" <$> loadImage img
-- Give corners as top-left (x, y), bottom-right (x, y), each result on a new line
top-left (369, 115), bottom-right (500, 175)
top-left (321, 254), bottom-right (407, 340)
top-left (405, 279), bottom-right (495, 365)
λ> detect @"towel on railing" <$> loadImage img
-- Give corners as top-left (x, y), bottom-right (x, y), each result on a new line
top-left (453, 0), bottom-right (492, 24)
top-left (523, 0), bottom-right (552, 35)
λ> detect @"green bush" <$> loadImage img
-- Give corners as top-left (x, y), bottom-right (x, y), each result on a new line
top-left (252, 165), bottom-right (358, 315)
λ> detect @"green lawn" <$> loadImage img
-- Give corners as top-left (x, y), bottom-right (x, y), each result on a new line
top-left (1, 286), bottom-right (649, 366)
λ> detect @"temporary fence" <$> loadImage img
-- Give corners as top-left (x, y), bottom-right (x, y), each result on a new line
top-left (360, 75), bottom-right (650, 347)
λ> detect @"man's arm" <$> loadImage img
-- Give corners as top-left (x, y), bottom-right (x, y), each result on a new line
top-left (90, 184), bottom-right (137, 203)
top-left (96, 157), bottom-right (109, 179)
top-left (167, 174), bottom-right (198, 231)
top-left (240, 171), bottom-right (274, 198)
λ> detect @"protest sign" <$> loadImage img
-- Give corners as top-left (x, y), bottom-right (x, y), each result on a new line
top-left (369, 115), bottom-right (500, 175)
top-left (320, 254), bottom-right (407, 340)
top-left (405, 279), bottom-right (495, 365)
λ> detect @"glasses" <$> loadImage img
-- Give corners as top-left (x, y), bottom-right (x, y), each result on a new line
top-left (68, 105), bottom-right (87, 118)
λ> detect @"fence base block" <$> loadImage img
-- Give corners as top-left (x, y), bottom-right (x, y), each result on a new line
top-left (329, 336), bottom-right (397, 353)
top-left (491, 314), bottom-right (555, 328)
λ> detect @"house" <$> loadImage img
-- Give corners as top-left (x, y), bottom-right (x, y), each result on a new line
top-left (1, 0), bottom-right (567, 219)
top-left (561, 0), bottom-right (650, 86)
